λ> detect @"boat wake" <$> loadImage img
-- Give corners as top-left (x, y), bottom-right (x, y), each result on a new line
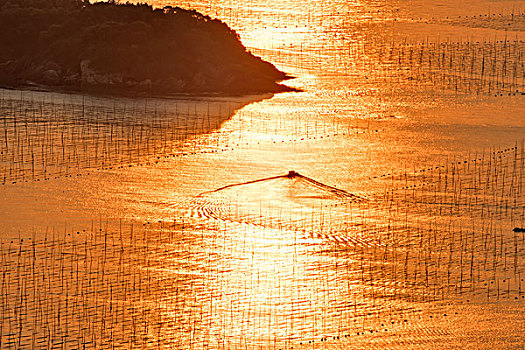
top-left (188, 171), bottom-right (372, 244)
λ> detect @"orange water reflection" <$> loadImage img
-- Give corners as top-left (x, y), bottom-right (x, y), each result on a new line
top-left (1, 0), bottom-right (525, 348)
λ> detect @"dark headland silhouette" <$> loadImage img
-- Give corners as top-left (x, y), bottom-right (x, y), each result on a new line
top-left (0, 0), bottom-right (296, 96)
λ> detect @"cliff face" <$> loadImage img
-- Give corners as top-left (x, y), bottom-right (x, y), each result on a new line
top-left (0, 0), bottom-right (294, 96)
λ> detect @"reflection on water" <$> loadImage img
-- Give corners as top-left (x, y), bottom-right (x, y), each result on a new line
top-left (1, 0), bottom-right (525, 348)
top-left (191, 171), bottom-right (364, 230)
top-left (2, 146), bottom-right (524, 348)
top-left (0, 89), bottom-right (272, 184)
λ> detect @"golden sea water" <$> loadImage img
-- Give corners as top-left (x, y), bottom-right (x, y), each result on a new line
top-left (0, 0), bottom-right (524, 348)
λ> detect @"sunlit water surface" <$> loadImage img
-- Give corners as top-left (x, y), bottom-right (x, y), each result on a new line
top-left (1, 0), bottom-right (524, 348)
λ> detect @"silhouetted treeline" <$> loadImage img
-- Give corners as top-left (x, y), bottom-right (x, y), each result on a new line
top-left (0, 0), bottom-right (292, 95)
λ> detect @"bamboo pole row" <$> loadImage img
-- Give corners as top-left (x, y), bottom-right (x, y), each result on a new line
top-left (1, 141), bottom-right (522, 348)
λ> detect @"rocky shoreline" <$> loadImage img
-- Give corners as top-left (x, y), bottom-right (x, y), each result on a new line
top-left (0, 1), bottom-right (296, 97)
top-left (0, 57), bottom-right (296, 97)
